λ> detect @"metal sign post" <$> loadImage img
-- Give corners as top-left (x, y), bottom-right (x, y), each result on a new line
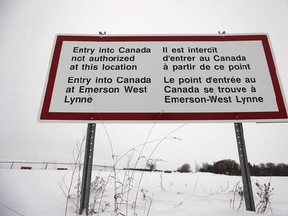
top-left (234, 123), bottom-right (255, 211)
top-left (218, 30), bottom-right (255, 211)
top-left (79, 123), bottom-right (96, 215)
top-left (80, 32), bottom-right (104, 215)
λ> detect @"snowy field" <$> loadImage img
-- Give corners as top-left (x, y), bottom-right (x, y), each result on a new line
top-left (0, 169), bottom-right (288, 216)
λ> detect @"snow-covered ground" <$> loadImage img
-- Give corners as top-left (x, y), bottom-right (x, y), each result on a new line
top-left (0, 169), bottom-right (287, 216)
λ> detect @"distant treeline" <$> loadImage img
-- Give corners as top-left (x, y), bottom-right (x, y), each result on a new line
top-left (199, 159), bottom-right (288, 176)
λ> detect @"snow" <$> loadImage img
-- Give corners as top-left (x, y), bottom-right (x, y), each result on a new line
top-left (0, 169), bottom-right (287, 216)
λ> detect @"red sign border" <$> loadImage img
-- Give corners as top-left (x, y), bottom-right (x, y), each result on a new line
top-left (40, 34), bottom-right (287, 121)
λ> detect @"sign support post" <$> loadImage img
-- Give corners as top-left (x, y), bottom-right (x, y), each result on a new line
top-left (234, 122), bottom-right (255, 211)
top-left (79, 123), bottom-right (96, 215)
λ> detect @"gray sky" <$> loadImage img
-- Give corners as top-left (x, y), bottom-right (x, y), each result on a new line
top-left (1, 0), bottom-right (288, 170)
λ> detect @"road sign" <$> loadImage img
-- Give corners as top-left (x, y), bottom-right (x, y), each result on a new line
top-left (40, 34), bottom-right (287, 121)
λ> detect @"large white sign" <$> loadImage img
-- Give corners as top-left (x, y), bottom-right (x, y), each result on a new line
top-left (40, 34), bottom-right (287, 121)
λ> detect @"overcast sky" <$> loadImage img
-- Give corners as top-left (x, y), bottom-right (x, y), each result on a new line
top-left (1, 0), bottom-right (288, 170)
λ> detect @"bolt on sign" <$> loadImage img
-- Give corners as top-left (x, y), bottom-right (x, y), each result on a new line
top-left (40, 34), bottom-right (287, 122)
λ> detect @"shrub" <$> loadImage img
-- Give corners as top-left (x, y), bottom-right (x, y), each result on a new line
top-left (146, 159), bottom-right (157, 171)
top-left (177, 163), bottom-right (191, 173)
top-left (255, 181), bottom-right (274, 214)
